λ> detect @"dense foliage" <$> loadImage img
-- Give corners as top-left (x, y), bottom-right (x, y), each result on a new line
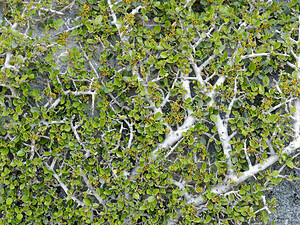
top-left (1, 0), bottom-right (300, 224)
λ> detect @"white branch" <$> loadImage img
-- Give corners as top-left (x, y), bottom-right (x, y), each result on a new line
top-left (170, 179), bottom-right (191, 201)
top-left (45, 163), bottom-right (85, 207)
top-left (70, 116), bottom-right (90, 158)
top-left (244, 141), bottom-right (253, 169)
top-left (240, 53), bottom-right (271, 60)
top-left (225, 75), bottom-right (239, 124)
top-left (290, 48), bottom-right (298, 60)
top-left (130, 115), bottom-right (196, 178)
top-left (47, 98), bottom-right (61, 111)
top-left (266, 139), bottom-right (275, 155)
top-left (298, 15), bottom-right (300, 43)
top-left (30, 6), bottom-right (64, 15)
top-left (264, 97), bottom-right (296, 115)
top-left (131, 6), bottom-right (144, 16)
top-left (164, 137), bottom-right (185, 160)
top-left (80, 168), bottom-right (105, 205)
top-left (108, 0), bottom-right (125, 41)
top-left (188, 139), bottom-right (300, 206)
top-left (287, 61), bottom-right (297, 70)
top-left (124, 119), bottom-right (134, 149)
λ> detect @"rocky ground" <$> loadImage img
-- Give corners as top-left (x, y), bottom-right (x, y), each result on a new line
top-left (262, 167), bottom-right (300, 225)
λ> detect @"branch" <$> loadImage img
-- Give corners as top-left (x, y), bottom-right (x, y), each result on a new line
top-left (2, 51), bottom-right (20, 73)
top-left (266, 139), bottom-right (275, 155)
top-left (170, 178), bottom-right (192, 201)
top-left (0, 83), bottom-right (18, 98)
top-left (56, 75), bottom-right (96, 115)
top-left (224, 75), bottom-right (239, 125)
top-left (264, 97), bottom-right (296, 115)
top-left (45, 162), bottom-right (85, 207)
top-left (29, 6), bottom-right (64, 15)
top-left (70, 116), bottom-right (91, 158)
top-left (124, 119), bottom-right (134, 149)
top-left (188, 139), bottom-right (300, 207)
top-left (244, 141), bottom-right (253, 170)
top-left (130, 114), bottom-right (196, 178)
top-left (163, 137), bottom-right (185, 160)
top-left (298, 15), bottom-right (300, 43)
top-left (131, 6), bottom-right (144, 16)
top-left (54, 24), bottom-right (83, 37)
top-left (107, 0), bottom-right (125, 41)
top-left (294, 99), bottom-right (300, 137)
top-left (240, 53), bottom-right (271, 60)
top-left (80, 168), bottom-right (105, 205)
top-left (287, 61), bottom-right (297, 70)
top-left (47, 98), bottom-right (61, 111)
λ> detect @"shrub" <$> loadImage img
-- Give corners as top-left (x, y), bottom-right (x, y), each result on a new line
top-left (0, 0), bottom-right (300, 224)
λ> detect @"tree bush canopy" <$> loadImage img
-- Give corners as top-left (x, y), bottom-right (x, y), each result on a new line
top-left (1, 0), bottom-right (300, 224)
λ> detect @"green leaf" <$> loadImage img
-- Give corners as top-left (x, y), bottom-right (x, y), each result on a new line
top-left (104, 190), bottom-right (111, 195)
top-left (176, 29), bottom-right (183, 35)
top-left (154, 112), bottom-right (162, 120)
top-left (165, 20), bottom-right (171, 27)
top-left (118, 200), bottom-right (124, 208)
top-left (133, 193), bottom-right (140, 200)
top-left (11, 39), bottom-right (18, 48)
top-left (282, 153), bottom-right (288, 161)
top-left (263, 76), bottom-right (269, 87)
top-left (286, 159), bottom-right (294, 169)
top-left (156, 45), bottom-right (164, 50)
top-left (64, 125), bottom-right (71, 132)
top-left (249, 62), bottom-right (256, 72)
top-left (274, 42), bottom-right (281, 49)
top-left (143, 15), bottom-right (149, 21)
top-left (93, 203), bottom-right (100, 208)
top-left (30, 106), bottom-right (39, 114)
top-left (210, 114), bottom-right (218, 123)
top-left (17, 150), bottom-right (25, 157)
top-left (16, 106), bottom-right (22, 114)
top-left (114, 78), bottom-right (121, 86)
top-left (6, 198), bottom-right (13, 205)
top-left (213, 31), bottom-right (219, 39)
top-left (60, 56), bottom-right (69, 62)
top-left (16, 214), bottom-right (23, 220)
top-left (272, 177), bottom-right (282, 185)
top-left (83, 198), bottom-right (91, 207)
top-left (268, 114), bottom-right (278, 123)
top-left (154, 25), bottom-right (161, 33)
top-left (2, 110), bottom-right (9, 116)
top-left (20, 183), bottom-right (25, 190)
top-left (291, 107), bottom-right (296, 114)
top-left (153, 189), bottom-right (159, 195)
top-left (40, 138), bottom-right (48, 145)
top-left (44, 151), bottom-right (51, 156)
top-left (271, 170), bottom-right (279, 177)
top-left (139, 205), bottom-right (147, 210)
top-left (204, 214), bottom-right (211, 224)
top-left (160, 52), bottom-right (168, 58)
top-left (258, 85), bottom-right (264, 94)
top-left (55, 19), bottom-right (64, 27)
top-left (2, 148), bottom-right (9, 156)
top-left (26, 210), bottom-right (32, 216)
top-left (13, 113), bottom-right (19, 121)
top-left (116, 152), bottom-right (123, 157)
top-left (95, 15), bottom-right (103, 24)
top-left (148, 196), bottom-right (155, 202)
